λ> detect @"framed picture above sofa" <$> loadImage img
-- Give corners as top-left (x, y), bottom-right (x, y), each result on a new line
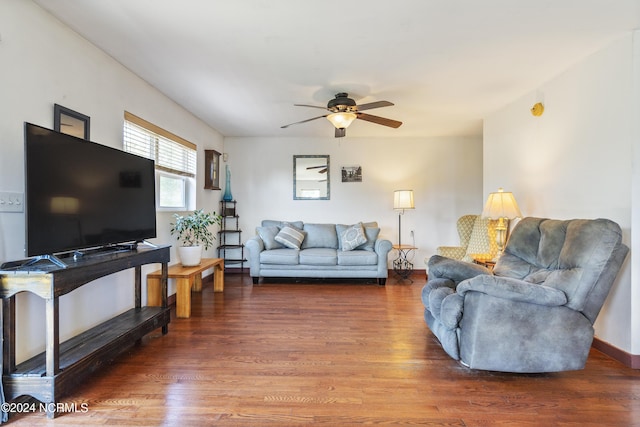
top-left (342, 166), bottom-right (362, 182)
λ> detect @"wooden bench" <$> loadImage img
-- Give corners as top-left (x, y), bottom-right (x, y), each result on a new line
top-left (147, 258), bottom-right (224, 318)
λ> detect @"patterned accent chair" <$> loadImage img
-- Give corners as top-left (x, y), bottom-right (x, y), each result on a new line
top-left (435, 214), bottom-right (499, 263)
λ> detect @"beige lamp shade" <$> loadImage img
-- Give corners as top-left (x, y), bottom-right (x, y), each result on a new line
top-left (481, 188), bottom-right (521, 260)
top-left (394, 190), bottom-right (415, 210)
top-left (481, 188), bottom-right (522, 220)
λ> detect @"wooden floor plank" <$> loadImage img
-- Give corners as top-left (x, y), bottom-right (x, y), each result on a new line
top-left (7, 272), bottom-right (640, 426)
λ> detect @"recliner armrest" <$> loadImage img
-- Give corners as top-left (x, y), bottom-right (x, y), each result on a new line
top-left (457, 275), bottom-right (568, 307)
top-left (427, 255), bottom-right (491, 284)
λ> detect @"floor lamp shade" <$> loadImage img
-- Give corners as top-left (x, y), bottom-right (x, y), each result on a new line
top-left (394, 190), bottom-right (415, 211)
top-left (394, 190), bottom-right (414, 246)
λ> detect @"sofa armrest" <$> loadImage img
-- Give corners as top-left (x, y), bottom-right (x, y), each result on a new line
top-left (427, 255), bottom-right (491, 284)
top-left (245, 236), bottom-right (264, 277)
top-left (375, 238), bottom-right (392, 255)
top-left (457, 274), bottom-right (568, 307)
top-left (374, 238), bottom-right (393, 277)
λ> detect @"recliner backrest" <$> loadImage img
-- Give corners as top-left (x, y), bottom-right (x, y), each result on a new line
top-left (494, 217), bottom-right (628, 323)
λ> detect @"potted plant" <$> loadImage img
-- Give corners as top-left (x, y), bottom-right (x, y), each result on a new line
top-left (170, 209), bottom-right (222, 266)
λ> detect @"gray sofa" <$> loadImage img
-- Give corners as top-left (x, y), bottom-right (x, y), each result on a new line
top-left (422, 217), bottom-right (628, 373)
top-left (246, 220), bottom-right (392, 285)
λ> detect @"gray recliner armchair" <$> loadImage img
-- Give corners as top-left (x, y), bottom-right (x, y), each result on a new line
top-left (422, 217), bottom-right (628, 373)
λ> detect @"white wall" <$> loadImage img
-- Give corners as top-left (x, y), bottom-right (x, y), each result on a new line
top-left (0, 0), bottom-right (223, 362)
top-left (224, 135), bottom-right (483, 268)
top-left (632, 30), bottom-right (640, 359)
top-left (484, 34), bottom-right (637, 354)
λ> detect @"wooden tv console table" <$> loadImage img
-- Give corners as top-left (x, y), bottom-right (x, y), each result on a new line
top-left (0, 245), bottom-right (170, 419)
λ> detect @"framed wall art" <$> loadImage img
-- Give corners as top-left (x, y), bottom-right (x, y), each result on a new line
top-left (54, 104), bottom-right (90, 140)
top-left (204, 149), bottom-right (221, 190)
top-left (341, 166), bottom-right (362, 182)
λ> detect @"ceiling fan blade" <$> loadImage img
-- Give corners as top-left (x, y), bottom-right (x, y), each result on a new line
top-left (335, 127), bottom-right (346, 138)
top-left (294, 103), bottom-right (329, 110)
top-left (356, 113), bottom-right (402, 128)
top-left (281, 114), bottom-right (327, 128)
top-left (356, 100), bottom-right (394, 111)
top-left (306, 165), bottom-right (327, 169)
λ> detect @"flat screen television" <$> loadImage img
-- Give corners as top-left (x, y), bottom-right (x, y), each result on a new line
top-left (24, 122), bottom-right (157, 260)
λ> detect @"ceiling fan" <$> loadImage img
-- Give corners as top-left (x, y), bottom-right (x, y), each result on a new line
top-left (281, 92), bottom-right (402, 138)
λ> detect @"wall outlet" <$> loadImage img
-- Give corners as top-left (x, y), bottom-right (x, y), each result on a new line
top-left (0, 192), bottom-right (24, 212)
top-left (410, 230), bottom-right (414, 238)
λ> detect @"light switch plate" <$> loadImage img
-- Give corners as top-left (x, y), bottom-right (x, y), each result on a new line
top-left (0, 192), bottom-right (24, 212)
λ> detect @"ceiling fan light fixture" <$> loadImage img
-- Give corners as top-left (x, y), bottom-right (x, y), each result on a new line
top-left (326, 112), bottom-right (357, 129)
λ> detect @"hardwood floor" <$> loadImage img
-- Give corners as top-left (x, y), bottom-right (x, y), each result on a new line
top-left (7, 272), bottom-right (640, 426)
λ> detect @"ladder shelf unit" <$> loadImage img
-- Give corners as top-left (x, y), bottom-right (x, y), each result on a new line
top-left (217, 200), bottom-right (246, 272)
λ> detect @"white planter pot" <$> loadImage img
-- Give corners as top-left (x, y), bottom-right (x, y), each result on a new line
top-left (177, 245), bottom-right (202, 266)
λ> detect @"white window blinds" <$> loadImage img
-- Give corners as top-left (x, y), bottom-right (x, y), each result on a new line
top-left (123, 112), bottom-right (196, 177)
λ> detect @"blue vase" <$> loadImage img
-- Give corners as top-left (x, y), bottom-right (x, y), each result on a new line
top-left (222, 165), bottom-right (233, 201)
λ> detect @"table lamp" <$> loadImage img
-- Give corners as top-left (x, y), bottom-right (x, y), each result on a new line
top-left (393, 190), bottom-right (414, 246)
top-left (481, 188), bottom-right (522, 259)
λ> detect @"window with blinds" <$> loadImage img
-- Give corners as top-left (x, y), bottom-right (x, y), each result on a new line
top-left (123, 112), bottom-right (197, 210)
top-left (123, 112), bottom-right (196, 177)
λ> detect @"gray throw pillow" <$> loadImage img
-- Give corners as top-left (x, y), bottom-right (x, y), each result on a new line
top-left (357, 227), bottom-right (380, 251)
top-left (274, 226), bottom-right (305, 249)
top-left (340, 223), bottom-right (367, 251)
top-left (256, 226), bottom-right (283, 250)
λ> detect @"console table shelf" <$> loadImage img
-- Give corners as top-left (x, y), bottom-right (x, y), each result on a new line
top-left (0, 245), bottom-right (170, 418)
top-left (11, 307), bottom-right (167, 376)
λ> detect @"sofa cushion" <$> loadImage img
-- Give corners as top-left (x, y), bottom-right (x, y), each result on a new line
top-left (301, 223), bottom-right (338, 249)
top-left (299, 248), bottom-right (337, 265)
top-left (262, 220), bottom-right (304, 230)
top-left (337, 250), bottom-right (378, 266)
top-left (340, 222), bottom-right (367, 251)
top-left (275, 226), bottom-right (305, 249)
top-left (260, 248), bottom-right (299, 265)
top-left (256, 225), bottom-right (283, 250)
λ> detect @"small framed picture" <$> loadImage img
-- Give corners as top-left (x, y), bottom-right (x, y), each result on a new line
top-left (54, 104), bottom-right (90, 140)
top-left (341, 166), bottom-right (362, 182)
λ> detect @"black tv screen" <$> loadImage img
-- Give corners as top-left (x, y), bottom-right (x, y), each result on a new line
top-left (25, 122), bottom-right (157, 257)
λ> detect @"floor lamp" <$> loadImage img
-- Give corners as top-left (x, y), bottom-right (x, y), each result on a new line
top-left (481, 187), bottom-right (522, 260)
top-left (393, 190), bottom-right (415, 246)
